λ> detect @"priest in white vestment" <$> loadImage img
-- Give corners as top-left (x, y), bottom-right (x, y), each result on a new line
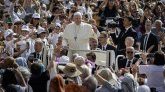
top-left (63, 12), bottom-right (99, 50)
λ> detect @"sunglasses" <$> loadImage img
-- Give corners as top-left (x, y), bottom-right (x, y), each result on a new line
top-left (126, 51), bottom-right (133, 54)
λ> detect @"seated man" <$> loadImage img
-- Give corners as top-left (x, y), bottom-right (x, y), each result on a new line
top-left (118, 47), bottom-right (138, 70)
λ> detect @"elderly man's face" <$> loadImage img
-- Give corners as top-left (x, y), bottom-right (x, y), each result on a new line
top-left (125, 38), bottom-right (134, 47)
top-left (155, 21), bottom-right (162, 30)
top-left (73, 15), bottom-right (82, 25)
top-left (126, 48), bottom-right (135, 59)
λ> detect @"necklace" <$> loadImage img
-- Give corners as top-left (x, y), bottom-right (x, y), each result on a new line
top-left (74, 24), bottom-right (80, 41)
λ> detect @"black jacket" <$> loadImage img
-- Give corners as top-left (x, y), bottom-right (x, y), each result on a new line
top-left (140, 32), bottom-right (158, 53)
top-left (110, 27), bottom-right (138, 55)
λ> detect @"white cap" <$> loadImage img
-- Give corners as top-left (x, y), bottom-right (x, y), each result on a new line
top-left (13, 18), bottom-right (23, 24)
top-left (21, 25), bottom-right (30, 32)
top-left (58, 56), bottom-right (70, 65)
top-left (37, 27), bottom-right (46, 34)
top-left (55, 23), bottom-right (61, 28)
top-left (32, 13), bottom-right (40, 19)
top-left (74, 12), bottom-right (82, 17)
top-left (42, 4), bottom-right (47, 8)
top-left (4, 29), bottom-right (14, 39)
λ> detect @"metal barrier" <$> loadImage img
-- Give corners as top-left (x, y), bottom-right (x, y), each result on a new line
top-left (115, 55), bottom-right (125, 71)
top-left (67, 49), bottom-right (115, 68)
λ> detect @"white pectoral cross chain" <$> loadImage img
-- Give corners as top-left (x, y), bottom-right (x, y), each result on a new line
top-left (74, 25), bottom-right (80, 41)
top-left (74, 36), bottom-right (77, 41)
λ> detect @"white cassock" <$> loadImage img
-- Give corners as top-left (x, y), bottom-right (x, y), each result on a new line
top-left (63, 22), bottom-right (98, 50)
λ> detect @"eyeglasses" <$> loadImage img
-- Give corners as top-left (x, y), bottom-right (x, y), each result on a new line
top-left (126, 51), bottom-right (133, 54)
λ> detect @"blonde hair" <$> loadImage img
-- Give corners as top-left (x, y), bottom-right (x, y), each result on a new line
top-left (129, 1), bottom-right (139, 12)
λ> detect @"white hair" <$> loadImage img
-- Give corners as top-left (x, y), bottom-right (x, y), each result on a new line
top-left (126, 46), bottom-right (135, 51)
top-left (125, 37), bottom-right (135, 42)
top-left (155, 19), bottom-right (163, 26)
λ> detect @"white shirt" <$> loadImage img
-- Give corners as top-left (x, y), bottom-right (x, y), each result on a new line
top-left (27, 38), bottom-right (35, 53)
top-left (4, 40), bottom-right (15, 57)
top-left (48, 33), bottom-right (60, 46)
top-left (41, 0), bottom-right (50, 5)
top-left (63, 22), bottom-right (98, 50)
top-left (139, 65), bottom-right (164, 91)
top-left (137, 85), bottom-right (151, 92)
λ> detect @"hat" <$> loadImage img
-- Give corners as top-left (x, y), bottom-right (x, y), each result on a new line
top-left (58, 63), bottom-right (82, 77)
top-left (21, 25), bottom-right (30, 31)
top-left (58, 56), bottom-right (70, 65)
top-left (74, 56), bottom-right (85, 66)
top-left (42, 4), bottom-right (47, 8)
top-left (4, 29), bottom-right (14, 39)
top-left (32, 13), bottom-right (40, 19)
top-left (97, 68), bottom-right (118, 84)
top-left (74, 12), bottom-right (82, 17)
top-left (37, 27), bottom-right (46, 34)
top-left (13, 18), bottom-right (23, 24)
top-left (55, 23), bottom-right (61, 28)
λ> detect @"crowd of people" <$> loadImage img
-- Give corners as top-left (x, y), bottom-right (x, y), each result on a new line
top-left (0, 0), bottom-right (165, 92)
